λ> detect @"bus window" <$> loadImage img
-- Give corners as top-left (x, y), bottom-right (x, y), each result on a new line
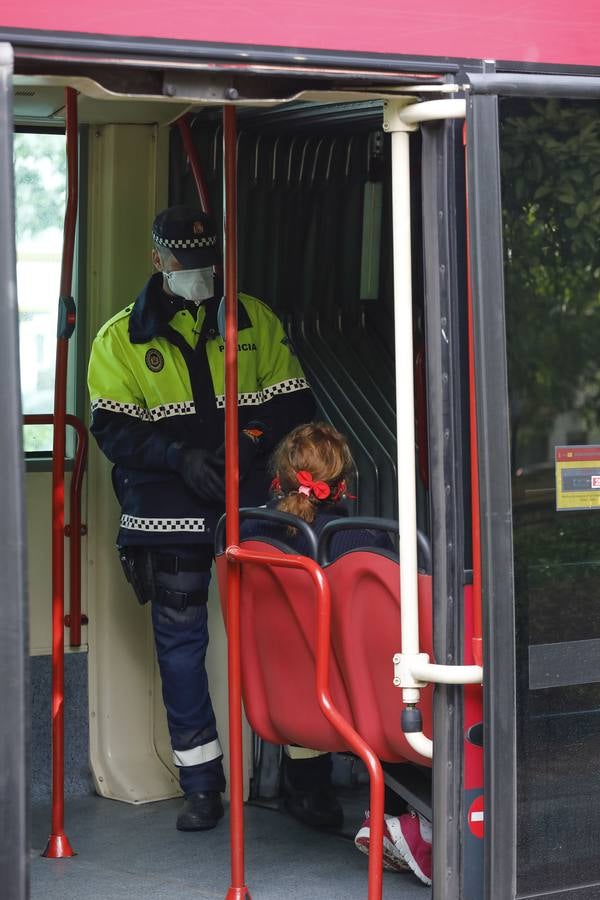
top-left (501, 96), bottom-right (600, 897)
top-left (14, 130), bottom-right (70, 455)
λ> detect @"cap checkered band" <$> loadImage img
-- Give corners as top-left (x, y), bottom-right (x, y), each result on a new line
top-left (215, 377), bottom-right (310, 409)
top-left (120, 515), bottom-right (206, 532)
top-left (152, 231), bottom-right (217, 250)
top-left (92, 399), bottom-right (196, 422)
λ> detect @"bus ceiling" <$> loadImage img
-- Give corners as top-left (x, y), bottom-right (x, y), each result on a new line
top-left (10, 41), bottom-right (459, 126)
top-left (16, 68), bottom-right (600, 130)
top-left (12, 71), bottom-right (460, 127)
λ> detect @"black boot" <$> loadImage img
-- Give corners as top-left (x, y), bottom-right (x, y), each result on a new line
top-left (283, 753), bottom-right (343, 829)
top-left (284, 784), bottom-right (344, 829)
top-left (176, 791), bottom-right (224, 831)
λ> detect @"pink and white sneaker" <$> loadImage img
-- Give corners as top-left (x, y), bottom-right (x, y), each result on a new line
top-left (354, 810), bottom-right (432, 885)
top-left (392, 810), bottom-right (432, 886)
top-left (354, 812), bottom-right (410, 872)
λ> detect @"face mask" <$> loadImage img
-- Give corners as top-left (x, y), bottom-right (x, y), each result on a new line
top-left (164, 267), bottom-right (214, 303)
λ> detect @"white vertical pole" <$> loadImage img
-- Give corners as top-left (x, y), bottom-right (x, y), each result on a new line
top-left (385, 99), bottom-right (479, 761)
top-left (387, 108), bottom-right (421, 704)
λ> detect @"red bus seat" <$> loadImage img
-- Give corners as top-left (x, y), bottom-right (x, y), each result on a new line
top-left (215, 510), bottom-right (355, 751)
top-left (325, 551), bottom-right (433, 765)
top-left (319, 519), bottom-right (433, 766)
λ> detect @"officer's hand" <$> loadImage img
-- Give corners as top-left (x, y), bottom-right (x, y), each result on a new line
top-left (167, 443), bottom-right (225, 503)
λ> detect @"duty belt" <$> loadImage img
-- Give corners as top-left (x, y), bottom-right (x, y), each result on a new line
top-left (155, 586), bottom-right (208, 611)
top-left (152, 552), bottom-right (212, 575)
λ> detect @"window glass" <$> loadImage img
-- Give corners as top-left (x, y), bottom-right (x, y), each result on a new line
top-left (14, 131), bottom-right (67, 454)
top-left (501, 97), bottom-right (600, 896)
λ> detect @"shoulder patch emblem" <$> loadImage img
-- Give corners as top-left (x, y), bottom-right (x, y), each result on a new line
top-left (145, 348), bottom-right (164, 372)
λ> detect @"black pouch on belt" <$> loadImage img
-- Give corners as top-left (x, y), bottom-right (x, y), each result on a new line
top-left (118, 546), bottom-right (156, 605)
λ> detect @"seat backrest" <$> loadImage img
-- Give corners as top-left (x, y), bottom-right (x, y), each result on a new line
top-left (325, 548), bottom-right (434, 766)
top-left (216, 540), bottom-right (355, 751)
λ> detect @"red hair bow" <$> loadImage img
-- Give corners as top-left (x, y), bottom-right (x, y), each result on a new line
top-left (296, 470), bottom-right (331, 500)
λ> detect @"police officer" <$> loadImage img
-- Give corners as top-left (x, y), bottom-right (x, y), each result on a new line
top-left (87, 206), bottom-right (316, 831)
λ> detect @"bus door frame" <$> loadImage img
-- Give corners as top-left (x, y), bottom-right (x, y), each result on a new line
top-left (465, 79), bottom-right (517, 900)
top-left (0, 41), bottom-right (29, 900)
top-left (465, 70), bottom-right (600, 900)
top-left (420, 110), bottom-right (478, 900)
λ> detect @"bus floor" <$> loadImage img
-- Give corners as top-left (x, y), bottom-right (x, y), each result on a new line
top-left (30, 790), bottom-right (431, 900)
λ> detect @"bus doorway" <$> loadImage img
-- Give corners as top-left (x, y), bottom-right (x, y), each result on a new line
top-left (467, 78), bottom-right (600, 900)
top-left (8, 50), bottom-right (478, 900)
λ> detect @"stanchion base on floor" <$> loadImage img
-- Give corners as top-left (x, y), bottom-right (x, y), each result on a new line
top-left (225, 887), bottom-right (251, 899)
top-left (42, 833), bottom-right (76, 858)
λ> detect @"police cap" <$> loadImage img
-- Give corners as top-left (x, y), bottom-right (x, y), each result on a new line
top-left (152, 205), bottom-right (218, 268)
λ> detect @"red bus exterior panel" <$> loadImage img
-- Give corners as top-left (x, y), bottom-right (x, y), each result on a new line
top-left (1, 1), bottom-right (600, 69)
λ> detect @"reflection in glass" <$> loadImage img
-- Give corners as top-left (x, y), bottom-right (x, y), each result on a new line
top-left (501, 98), bottom-right (600, 896)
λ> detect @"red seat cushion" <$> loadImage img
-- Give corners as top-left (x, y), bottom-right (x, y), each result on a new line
top-left (216, 542), bottom-right (354, 750)
top-left (326, 550), bottom-right (433, 765)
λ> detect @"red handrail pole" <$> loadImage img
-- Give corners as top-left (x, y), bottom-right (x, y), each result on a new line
top-left (223, 105), bottom-right (250, 900)
top-left (311, 561), bottom-right (384, 900)
top-left (228, 547), bottom-right (385, 900)
top-left (43, 86), bottom-right (78, 860)
top-left (23, 414), bottom-right (88, 648)
top-left (177, 115), bottom-right (213, 218)
top-left (177, 114), bottom-right (223, 278)
top-left (464, 129), bottom-right (483, 668)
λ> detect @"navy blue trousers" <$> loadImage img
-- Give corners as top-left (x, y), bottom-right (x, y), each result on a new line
top-left (151, 558), bottom-right (226, 794)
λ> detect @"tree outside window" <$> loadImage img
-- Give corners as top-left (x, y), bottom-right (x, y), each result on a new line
top-left (14, 131), bottom-right (67, 453)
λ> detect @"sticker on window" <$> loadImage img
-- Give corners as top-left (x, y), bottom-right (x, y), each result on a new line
top-left (555, 446), bottom-right (600, 511)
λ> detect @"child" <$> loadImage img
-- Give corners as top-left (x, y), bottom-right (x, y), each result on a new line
top-left (242, 421), bottom-right (393, 556)
top-left (241, 421), bottom-right (391, 829)
top-left (240, 423), bottom-right (432, 884)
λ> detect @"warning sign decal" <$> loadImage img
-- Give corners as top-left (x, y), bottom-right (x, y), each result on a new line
top-left (555, 446), bottom-right (600, 511)
top-left (468, 795), bottom-right (484, 840)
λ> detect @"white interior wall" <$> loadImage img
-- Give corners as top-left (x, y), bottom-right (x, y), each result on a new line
top-left (83, 119), bottom-right (250, 803)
